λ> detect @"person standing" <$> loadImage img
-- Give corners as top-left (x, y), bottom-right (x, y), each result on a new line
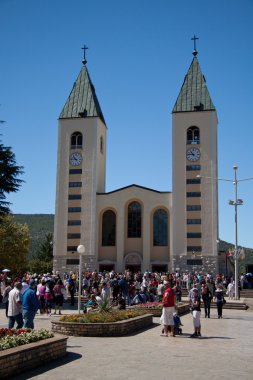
top-left (53, 279), bottom-right (65, 315)
top-left (202, 285), bottom-right (212, 318)
top-left (68, 276), bottom-right (76, 306)
top-left (160, 280), bottom-right (175, 337)
top-left (227, 281), bottom-right (235, 300)
top-left (22, 279), bottom-right (40, 329)
top-left (7, 282), bottom-right (23, 329)
top-left (214, 285), bottom-right (225, 319)
top-left (190, 288), bottom-right (201, 337)
top-left (2, 279), bottom-right (12, 318)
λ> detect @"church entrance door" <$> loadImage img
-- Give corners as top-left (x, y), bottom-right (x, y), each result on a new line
top-left (124, 253), bottom-right (142, 274)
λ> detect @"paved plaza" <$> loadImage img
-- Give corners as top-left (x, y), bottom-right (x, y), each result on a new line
top-left (1, 299), bottom-right (253, 380)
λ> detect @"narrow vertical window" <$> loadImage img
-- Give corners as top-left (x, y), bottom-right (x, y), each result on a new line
top-left (100, 136), bottom-right (104, 154)
top-left (102, 210), bottom-right (116, 246)
top-left (153, 209), bottom-right (168, 246)
top-left (128, 202), bottom-right (141, 238)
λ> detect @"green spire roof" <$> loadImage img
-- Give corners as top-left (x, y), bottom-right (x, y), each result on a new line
top-left (173, 57), bottom-right (215, 113)
top-left (59, 64), bottom-right (106, 124)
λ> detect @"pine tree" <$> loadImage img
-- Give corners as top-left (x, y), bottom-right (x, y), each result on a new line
top-left (0, 139), bottom-right (24, 215)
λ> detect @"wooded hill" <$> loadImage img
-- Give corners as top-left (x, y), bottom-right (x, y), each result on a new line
top-left (13, 214), bottom-right (253, 271)
top-left (14, 214), bottom-right (54, 259)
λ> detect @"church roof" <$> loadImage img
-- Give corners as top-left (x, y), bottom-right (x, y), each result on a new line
top-left (59, 63), bottom-right (106, 125)
top-left (172, 56), bottom-right (215, 113)
top-left (97, 184), bottom-right (171, 195)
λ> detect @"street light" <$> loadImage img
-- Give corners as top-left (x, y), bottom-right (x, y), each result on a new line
top-left (77, 244), bottom-right (85, 314)
top-left (197, 166), bottom-right (253, 300)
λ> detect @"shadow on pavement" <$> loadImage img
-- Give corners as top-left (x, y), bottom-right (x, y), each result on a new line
top-left (9, 351), bottom-right (82, 380)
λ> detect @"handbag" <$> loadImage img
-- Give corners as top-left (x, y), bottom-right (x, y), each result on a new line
top-left (223, 298), bottom-right (226, 304)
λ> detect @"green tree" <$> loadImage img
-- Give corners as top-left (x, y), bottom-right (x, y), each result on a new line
top-left (0, 139), bottom-right (24, 215)
top-left (0, 214), bottom-right (29, 274)
top-left (28, 232), bottom-right (53, 274)
top-left (36, 232), bottom-right (53, 261)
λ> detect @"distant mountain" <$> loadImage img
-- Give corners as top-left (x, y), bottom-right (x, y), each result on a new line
top-left (14, 214), bottom-right (54, 259)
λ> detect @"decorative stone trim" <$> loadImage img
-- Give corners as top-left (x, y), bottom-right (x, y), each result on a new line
top-left (0, 334), bottom-right (68, 379)
top-left (52, 313), bottom-right (153, 336)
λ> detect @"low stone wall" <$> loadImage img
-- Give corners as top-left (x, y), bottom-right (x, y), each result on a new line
top-left (52, 314), bottom-right (153, 336)
top-left (130, 302), bottom-right (190, 317)
top-left (0, 334), bottom-right (68, 379)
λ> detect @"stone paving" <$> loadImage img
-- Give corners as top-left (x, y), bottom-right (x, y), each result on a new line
top-left (1, 299), bottom-right (253, 380)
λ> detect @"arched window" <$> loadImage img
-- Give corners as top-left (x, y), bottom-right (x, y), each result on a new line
top-left (71, 132), bottom-right (83, 149)
top-left (128, 202), bottom-right (141, 238)
top-left (153, 209), bottom-right (168, 246)
top-left (102, 210), bottom-right (116, 246)
top-left (187, 127), bottom-right (200, 144)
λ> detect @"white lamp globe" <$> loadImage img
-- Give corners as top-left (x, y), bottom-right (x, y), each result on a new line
top-left (77, 245), bottom-right (85, 254)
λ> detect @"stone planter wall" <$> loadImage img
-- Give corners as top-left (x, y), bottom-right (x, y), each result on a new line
top-left (52, 313), bottom-right (153, 336)
top-left (130, 302), bottom-right (190, 317)
top-left (0, 334), bottom-right (68, 379)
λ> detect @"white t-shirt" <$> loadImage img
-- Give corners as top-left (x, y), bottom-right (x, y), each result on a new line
top-left (8, 288), bottom-right (22, 316)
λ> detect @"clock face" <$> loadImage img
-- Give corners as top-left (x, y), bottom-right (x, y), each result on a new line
top-left (186, 148), bottom-right (200, 162)
top-left (69, 152), bottom-right (82, 166)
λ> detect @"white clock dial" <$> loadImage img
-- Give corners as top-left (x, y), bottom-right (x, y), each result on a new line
top-left (186, 148), bottom-right (200, 162)
top-left (69, 152), bottom-right (82, 166)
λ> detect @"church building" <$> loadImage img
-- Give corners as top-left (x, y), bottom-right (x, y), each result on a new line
top-left (53, 45), bottom-right (219, 275)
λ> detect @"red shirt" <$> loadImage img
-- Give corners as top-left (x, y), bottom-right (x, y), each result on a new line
top-left (162, 287), bottom-right (175, 307)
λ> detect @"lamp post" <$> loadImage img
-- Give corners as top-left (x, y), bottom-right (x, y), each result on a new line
top-left (77, 244), bottom-right (85, 314)
top-left (228, 165), bottom-right (245, 300)
top-left (197, 166), bottom-right (253, 300)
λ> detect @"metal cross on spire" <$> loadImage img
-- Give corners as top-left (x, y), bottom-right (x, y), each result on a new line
top-left (81, 45), bottom-right (88, 65)
top-left (191, 35), bottom-right (199, 56)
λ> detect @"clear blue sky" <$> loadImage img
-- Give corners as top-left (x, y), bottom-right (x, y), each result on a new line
top-left (1, 0), bottom-right (253, 248)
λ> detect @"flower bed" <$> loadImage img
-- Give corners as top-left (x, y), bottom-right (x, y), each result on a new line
top-left (0, 329), bottom-right (68, 379)
top-left (60, 309), bottom-right (146, 323)
top-left (0, 328), bottom-right (53, 351)
top-left (52, 312), bottom-right (153, 336)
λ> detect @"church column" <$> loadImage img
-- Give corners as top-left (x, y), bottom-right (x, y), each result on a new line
top-left (142, 205), bottom-right (150, 272)
top-left (116, 207), bottom-right (125, 272)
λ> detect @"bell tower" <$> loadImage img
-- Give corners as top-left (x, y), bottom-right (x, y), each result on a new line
top-left (172, 42), bottom-right (218, 273)
top-left (53, 49), bottom-right (107, 274)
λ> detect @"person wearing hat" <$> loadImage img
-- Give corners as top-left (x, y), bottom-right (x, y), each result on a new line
top-left (160, 280), bottom-right (176, 337)
top-left (22, 279), bottom-right (40, 329)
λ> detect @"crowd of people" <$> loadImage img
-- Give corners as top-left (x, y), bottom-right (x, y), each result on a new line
top-left (0, 268), bottom-right (244, 335)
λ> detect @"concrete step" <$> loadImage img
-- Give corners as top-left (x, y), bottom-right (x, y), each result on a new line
top-left (210, 302), bottom-right (248, 310)
top-left (240, 290), bottom-right (253, 298)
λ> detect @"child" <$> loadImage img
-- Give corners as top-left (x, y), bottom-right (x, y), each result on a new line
top-left (173, 312), bottom-right (183, 335)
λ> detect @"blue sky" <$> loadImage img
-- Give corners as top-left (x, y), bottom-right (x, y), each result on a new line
top-left (1, 0), bottom-right (253, 248)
